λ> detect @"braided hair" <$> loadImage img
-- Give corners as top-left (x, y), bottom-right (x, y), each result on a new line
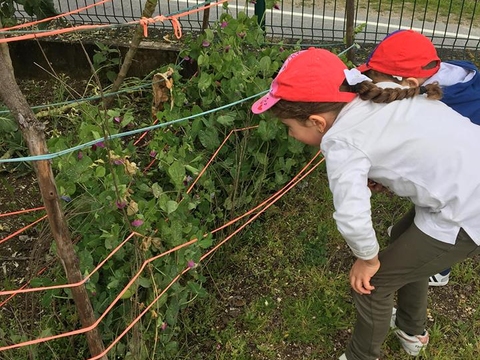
top-left (353, 81), bottom-right (442, 103)
top-left (356, 69), bottom-right (443, 103)
top-left (268, 71), bottom-right (442, 121)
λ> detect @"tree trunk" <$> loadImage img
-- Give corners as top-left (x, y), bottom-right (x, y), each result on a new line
top-left (105, 0), bottom-right (159, 108)
top-left (0, 44), bottom-right (108, 359)
top-left (0, 19), bottom-right (14, 78)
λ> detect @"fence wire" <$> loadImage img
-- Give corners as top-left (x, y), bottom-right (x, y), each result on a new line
top-left (12, 0), bottom-right (480, 59)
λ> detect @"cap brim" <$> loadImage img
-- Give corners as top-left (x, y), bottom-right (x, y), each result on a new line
top-left (355, 63), bottom-right (371, 73)
top-left (251, 93), bottom-right (281, 114)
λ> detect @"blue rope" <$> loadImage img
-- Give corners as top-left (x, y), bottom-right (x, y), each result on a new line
top-left (0, 92), bottom-right (267, 163)
top-left (0, 82), bottom-right (152, 115)
top-left (0, 44), bottom-right (355, 164)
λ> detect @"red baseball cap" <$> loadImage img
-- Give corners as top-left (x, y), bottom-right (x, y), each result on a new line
top-left (251, 48), bottom-right (356, 114)
top-left (356, 30), bottom-right (440, 78)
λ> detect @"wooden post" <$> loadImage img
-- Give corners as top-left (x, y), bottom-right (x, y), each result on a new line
top-left (0, 43), bottom-right (108, 360)
top-left (105, 0), bottom-right (159, 108)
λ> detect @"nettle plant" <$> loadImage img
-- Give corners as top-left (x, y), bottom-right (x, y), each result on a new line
top-left (42, 11), bottom-right (318, 359)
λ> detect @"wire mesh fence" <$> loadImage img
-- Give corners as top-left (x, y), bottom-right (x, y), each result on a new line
top-left (13, 0), bottom-right (480, 59)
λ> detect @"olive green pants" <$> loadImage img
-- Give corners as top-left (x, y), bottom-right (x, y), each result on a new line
top-left (345, 208), bottom-right (480, 360)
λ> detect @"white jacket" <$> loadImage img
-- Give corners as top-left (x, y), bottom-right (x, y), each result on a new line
top-left (320, 87), bottom-right (480, 260)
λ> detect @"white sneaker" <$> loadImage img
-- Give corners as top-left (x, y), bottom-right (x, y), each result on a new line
top-left (339, 353), bottom-right (378, 360)
top-left (390, 307), bottom-right (397, 328)
top-left (428, 270), bottom-right (450, 286)
top-left (387, 225), bottom-right (393, 237)
top-left (393, 328), bottom-right (429, 356)
top-left (390, 307), bottom-right (429, 356)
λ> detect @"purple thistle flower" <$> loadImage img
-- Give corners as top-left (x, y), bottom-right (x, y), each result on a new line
top-left (149, 150), bottom-right (157, 158)
top-left (221, 21), bottom-right (228, 28)
top-left (202, 40), bottom-right (210, 47)
top-left (131, 219), bottom-right (144, 227)
top-left (77, 151), bottom-right (83, 160)
top-left (187, 260), bottom-right (195, 268)
top-left (116, 201), bottom-right (127, 209)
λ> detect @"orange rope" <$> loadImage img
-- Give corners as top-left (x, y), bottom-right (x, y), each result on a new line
top-left (0, 231), bottom-right (139, 296)
top-left (87, 153), bottom-right (324, 360)
top-left (133, 119), bottom-right (159, 146)
top-left (0, 0), bottom-right (228, 44)
top-left (203, 153), bottom-right (323, 258)
top-left (0, 215), bottom-right (48, 246)
top-left (142, 158), bottom-right (157, 173)
top-left (211, 151), bottom-right (323, 235)
top-left (0, 262), bottom-right (49, 307)
top-left (0, 120), bottom-right (323, 355)
top-left (0, 235), bottom-right (198, 351)
top-left (187, 125), bottom-right (259, 194)
top-left (139, 15), bottom-right (182, 39)
top-left (139, 0), bottom-right (229, 39)
top-left (0, 206), bottom-right (45, 217)
top-left (0, 24), bottom-right (112, 43)
top-left (2, 0), bottom-right (112, 31)
top-left (0, 153), bottom-right (323, 353)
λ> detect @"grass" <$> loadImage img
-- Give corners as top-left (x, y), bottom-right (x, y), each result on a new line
top-left (358, 0), bottom-right (480, 25)
top-left (174, 162), bottom-right (480, 359)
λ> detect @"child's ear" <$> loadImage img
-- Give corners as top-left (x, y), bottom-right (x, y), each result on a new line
top-left (404, 77), bottom-right (421, 88)
top-left (308, 115), bottom-right (327, 133)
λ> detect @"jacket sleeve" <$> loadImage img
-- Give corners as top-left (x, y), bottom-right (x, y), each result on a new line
top-left (322, 139), bottom-right (379, 260)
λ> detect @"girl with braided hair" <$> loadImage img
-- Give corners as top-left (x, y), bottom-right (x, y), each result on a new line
top-left (251, 47), bottom-right (480, 360)
top-left (357, 29), bottom-right (480, 288)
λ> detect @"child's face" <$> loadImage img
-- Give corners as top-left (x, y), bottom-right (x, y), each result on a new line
top-left (281, 118), bottom-right (325, 146)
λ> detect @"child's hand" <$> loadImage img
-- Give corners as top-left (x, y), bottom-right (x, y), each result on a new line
top-left (349, 257), bottom-right (380, 295)
top-left (367, 179), bottom-right (389, 193)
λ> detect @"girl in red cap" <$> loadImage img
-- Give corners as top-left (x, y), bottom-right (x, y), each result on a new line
top-left (357, 29), bottom-right (480, 287)
top-left (357, 29), bottom-right (480, 126)
top-left (252, 47), bottom-right (480, 360)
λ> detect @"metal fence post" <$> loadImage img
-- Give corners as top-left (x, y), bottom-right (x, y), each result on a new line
top-left (202, 1), bottom-right (211, 31)
top-left (255, 0), bottom-right (266, 31)
top-left (345, 0), bottom-right (355, 63)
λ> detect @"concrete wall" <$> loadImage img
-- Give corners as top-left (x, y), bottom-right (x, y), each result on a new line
top-left (9, 39), bottom-right (181, 79)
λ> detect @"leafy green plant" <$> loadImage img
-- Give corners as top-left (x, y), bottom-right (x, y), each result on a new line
top-left (0, 0), bottom-right (58, 27)
top-left (0, 114), bottom-right (29, 173)
top-left (4, 9), bottom-right (316, 360)
top-left (92, 42), bottom-right (122, 83)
